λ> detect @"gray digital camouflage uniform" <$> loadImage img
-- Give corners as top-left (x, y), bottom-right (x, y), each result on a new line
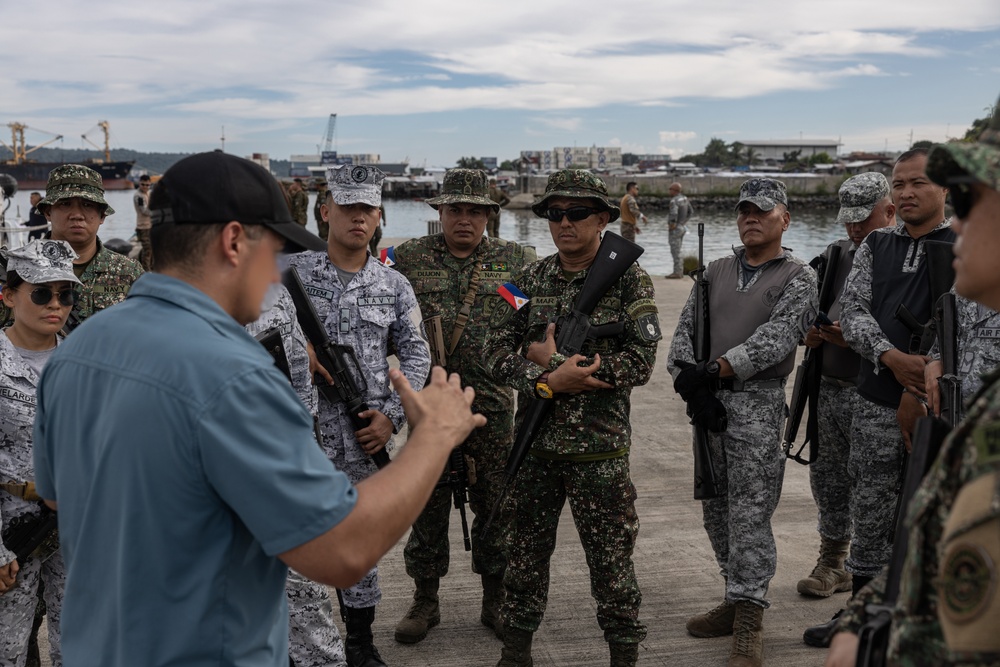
top-left (930, 295), bottom-right (1000, 403)
top-left (668, 248), bottom-right (817, 607)
top-left (390, 234), bottom-right (535, 581)
top-left (285, 250), bottom-right (430, 609)
top-left (483, 253), bottom-right (660, 645)
top-left (246, 284), bottom-right (345, 667)
top-left (667, 193), bottom-right (693, 277)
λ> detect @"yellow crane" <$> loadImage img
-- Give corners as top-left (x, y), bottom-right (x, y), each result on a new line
top-left (81, 120), bottom-right (113, 163)
top-left (1, 123), bottom-right (64, 164)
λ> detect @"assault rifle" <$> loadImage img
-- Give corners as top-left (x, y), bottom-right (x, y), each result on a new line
top-left (785, 243), bottom-right (843, 464)
top-left (691, 223), bottom-right (722, 499)
top-left (481, 232), bottom-right (644, 537)
top-left (282, 267), bottom-right (390, 469)
top-left (1, 504), bottom-right (59, 568)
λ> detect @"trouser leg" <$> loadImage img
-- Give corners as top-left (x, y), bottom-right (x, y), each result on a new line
top-left (287, 570), bottom-right (347, 667)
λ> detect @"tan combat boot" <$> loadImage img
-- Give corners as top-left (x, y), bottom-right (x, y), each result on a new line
top-left (394, 578), bottom-right (440, 644)
top-left (797, 536), bottom-right (852, 597)
top-left (481, 574), bottom-right (505, 639)
top-left (610, 641), bottom-right (639, 667)
top-left (496, 626), bottom-right (533, 667)
top-left (686, 599), bottom-right (736, 638)
top-left (728, 601), bottom-right (764, 667)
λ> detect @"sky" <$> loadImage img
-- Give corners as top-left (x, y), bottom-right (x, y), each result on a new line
top-left (2, 0), bottom-right (999, 169)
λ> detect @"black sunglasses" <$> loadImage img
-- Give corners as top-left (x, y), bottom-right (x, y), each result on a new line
top-left (543, 206), bottom-right (601, 223)
top-left (948, 181), bottom-right (975, 220)
top-left (25, 286), bottom-right (79, 307)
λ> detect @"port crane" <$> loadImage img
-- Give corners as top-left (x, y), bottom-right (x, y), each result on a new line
top-left (1, 123), bottom-right (64, 164)
top-left (81, 121), bottom-right (114, 163)
top-left (318, 114), bottom-right (337, 154)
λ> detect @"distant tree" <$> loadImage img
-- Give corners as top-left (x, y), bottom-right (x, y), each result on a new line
top-left (808, 151), bottom-right (833, 166)
top-left (499, 159), bottom-right (516, 171)
top-left (729, 142), bottom-right (746, 166)
top-left (678, 153), bottom-right (701, 164)
top-left (910, 140), bottom-right (934, 150)
top-left (456, 156), bottom-right (485, 169)
top-left (963, 106), bottom-right (994, 141)
top-left (745, 147), bottom-right (760, 166)
top-left (702, 138), bottom-right (731, 167)
top-left (781, 149), bottom-right (805, 172)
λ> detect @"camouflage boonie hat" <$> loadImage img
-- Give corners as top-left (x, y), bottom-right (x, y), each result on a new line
top-left (6, 239), bottom-right (81, 285)
top-left (426, 168), bottom-right (499, 212)
top-left (836, 172), bottom-right (890, 224)
top-left (531, 169), bottom-right (621, 223)
top-left (735, 178), bottom-right (788, 212)
top-left (38, 164), bottom-right (115, 215)
top-left (327, 164), bottom-right (386, 207)
top-left (927, 95), bottom-right (1000, 192)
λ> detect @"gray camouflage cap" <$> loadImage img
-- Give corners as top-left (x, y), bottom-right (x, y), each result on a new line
top-left (426, 169), bottom-right (499, 212)
top-left (927, 94), bottom-right (1000, 192)
top-left (38, 164), bottom-right (115, 215)
top-left (327, 165), bottom-right (386, 207)
top-left (531, 169), bottom-right (621, 223)
top-left (6, 239), bottom-right (81, 285)
top-left (836, 172), bottom-right (890, 224)
top-left (735, 178), bottom-right (788, 212)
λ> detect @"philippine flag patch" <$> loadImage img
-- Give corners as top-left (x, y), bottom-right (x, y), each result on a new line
top-left (498, 282), bottom-right (530, 311)
top-left (380, 247), bottom-right (396, 267)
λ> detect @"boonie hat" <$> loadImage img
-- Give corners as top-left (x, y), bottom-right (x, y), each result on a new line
top-left (426, 169), bottom-right (499, 212)
top-left (7, 239), bottom-right (81, 285)
top-left (927, 94), bottom-right (1000, 191)
top-left (531, 169), bottom-right (620, 222)
top-left (735, 178), bottom-right (788, 212)
top-left (327, 165), bottom-right (386, 207)
top-left (38, 164), bottom-right (115, 215)
top-left (149, 151), bottom-right (326, 253)
top-left (836, 172), bottom-right (890, 225)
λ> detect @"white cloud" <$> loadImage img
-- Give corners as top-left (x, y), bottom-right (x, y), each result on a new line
top-left (659, 131), bottom-right (698, 142)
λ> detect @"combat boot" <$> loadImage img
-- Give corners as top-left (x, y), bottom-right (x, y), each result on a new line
top-left (797, 536), bottom-right (852, 597)
top-left (344, 606), bottom-right (387, 667)
top-left (609, 642), bottom-right (639, 666)
top-left (481, 574), bottom-right (505, 639)
top-left (394, 578), bottom-right (440, 644)
top-left (728, 601), bottom-right (764, 667)
top-left (686, 599), bottom-right (736, 638)
top-left (496, 626), bottom-right (533, 667)
top-left (803, 609), bottom-right (843, 648)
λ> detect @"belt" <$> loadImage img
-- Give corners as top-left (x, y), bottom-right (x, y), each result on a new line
top-left (711, 378), bottom-right (785, 392)
top-left (821, 375), bottom-right (857, 389)
top-left (0, 481), bottom-right (40, 501)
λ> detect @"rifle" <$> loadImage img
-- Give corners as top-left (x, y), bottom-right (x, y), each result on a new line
top-left (1, 504), bottom-right (59, 568)
top-left (481, 232), bottom-right (644, 537)
top-left (691, 223), bottom-right (722, 499)
top-left (785, 243), bottom-right (843, 464)
top-left (282, 267), bottom-right (390, 469)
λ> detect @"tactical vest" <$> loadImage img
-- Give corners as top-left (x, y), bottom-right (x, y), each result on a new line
top-left (857, 225), bottom-right (956, 407)
top-left (619, 195), bottom-right (637, 224)
top-left (821, 239), bottom-right (862, 380)
top-left (708, 254), bottom-right (807, 381)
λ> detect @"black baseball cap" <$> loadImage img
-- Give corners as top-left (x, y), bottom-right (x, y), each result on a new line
top-left (150, 151), bottom-right (326, 253)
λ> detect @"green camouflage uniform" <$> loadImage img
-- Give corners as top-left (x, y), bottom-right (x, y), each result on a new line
top-left (391, 234), bottom-right (536, 580)
top-left (291, 188), bottom-right (309, 227)
top-left (68, 239), bottom-right (143, 323)
top-left (483, 253), bottom-right (661, 644)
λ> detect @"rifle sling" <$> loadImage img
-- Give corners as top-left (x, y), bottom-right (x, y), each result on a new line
top-left (0, 481), bottom-right (40, 502)
top-left (448, 262), bottom-right (482, 356)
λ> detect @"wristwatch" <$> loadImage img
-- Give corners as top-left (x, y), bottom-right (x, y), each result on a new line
top-left (535, 372), bottom-right (554, 399)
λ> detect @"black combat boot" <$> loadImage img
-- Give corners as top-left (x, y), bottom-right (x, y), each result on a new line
top-left (609, 641), bottom-right (640, 666)
top-left (496, 626), bottom-right (533, 667)
top-left (803, 609), bottom-right (843, 648)
top-left (481, 574), bottom-right (505, 639)
top-left (344, 606), bottom-right (388, 667)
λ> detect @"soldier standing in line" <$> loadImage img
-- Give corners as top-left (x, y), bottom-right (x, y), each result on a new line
top-left (486, 178), bottom-right (510, 238)
top-left (289, 178), bottom-right (309, 227)
top-left (618, 181), bottom-right (646, 244)
top-left (0, 240), bottom-right (80, 667)
top-left (666, 182), bottom-right (693, 279)
top-left (314, 179), bottom-right (330, 240)
top-left (133, 174), bottom-right (153, 270)
top-left (483, 169), bottom-right (660, 667)
top-left (796, 174), bottom-right (895, 646)
top-left (285, 164), bottom-right (430, 667)
top-left (668, 178), bottom-right (817, 667)
top-left (388, 168), bottom-right (535, 645)
top-left (824, 95), bottom-right (1000, 667)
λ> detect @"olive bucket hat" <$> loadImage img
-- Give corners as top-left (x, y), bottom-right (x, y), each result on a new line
top-left (531, 169), bottom-right (620, 222)
top-left (38, 164), bottom-right (115, 215)
top-left (927, 94), bottom-right (1000, 192)
top-left (426, 168), bottom-right (499, 212)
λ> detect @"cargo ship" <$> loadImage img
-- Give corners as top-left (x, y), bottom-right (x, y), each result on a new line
top-left (1, 121), bottom-right (135, 190)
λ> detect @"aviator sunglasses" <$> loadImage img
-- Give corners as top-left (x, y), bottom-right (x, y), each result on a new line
top-left (543, 206), bottom-right (602, 222)
top-left (19, 286), bottom-right (80, 307)
top-left (947, 178), bottom-right (976, 220)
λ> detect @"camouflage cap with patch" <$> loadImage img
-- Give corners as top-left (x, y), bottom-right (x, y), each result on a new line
top-left (927, 95), bottom-right (1000, 192)
top-left (735, 178), bottom-right (788, 212)
top-left (6, 239), bottom-right (81, 285)
top-left (38, 164), bottom-right (115, 215)
top-left (531, 169), bottom-right (621, 222)
top-left (836, 172), bottom-right (890, 225)
top-left (426, 168), bottom-right (499, 212)
top-left (327, 164), bottom-right (386, 207)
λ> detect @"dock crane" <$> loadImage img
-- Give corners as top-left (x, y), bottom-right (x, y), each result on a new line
top-left (318, 114), bottom-right (337, 154)
top-left (81, 121), bottom-right (113, 163)
top-left (1, 123), bottom-right (64, 164)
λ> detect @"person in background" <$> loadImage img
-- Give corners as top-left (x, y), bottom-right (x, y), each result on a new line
top-left (24, 193), bottom-right (47, 242)
top-left (618, 181), bottom-right (646, 244)
top-left (315, 179), bottom-right (330, 240)
top-left (666, 182), bottom-right (693, 279)
top-left (487, 178), bottom-right (510, 238)
top-left (133, 175), bottom-right (153, 270)
top-left (289, 178), bottom-right (309, 227)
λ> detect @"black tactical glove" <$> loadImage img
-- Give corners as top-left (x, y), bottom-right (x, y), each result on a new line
top-left (687, 386), bottom-right (728, 433)
top-left (673, 359), bottom-right (720, 402)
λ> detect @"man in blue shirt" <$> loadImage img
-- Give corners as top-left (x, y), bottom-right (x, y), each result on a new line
top-left (32, 152), bottom-right (485, 667)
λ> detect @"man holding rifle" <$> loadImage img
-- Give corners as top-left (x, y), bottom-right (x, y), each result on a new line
top-left (668, 178), bottom-right (816, 667)
top-left (286, 164), bottom-right (430, 667)
top-left (387, 168), bottom-right (535, 645)
top-left (482, 169), bottom-right (660, 667)
top-left (825, 97), bottom-right (1000, 667)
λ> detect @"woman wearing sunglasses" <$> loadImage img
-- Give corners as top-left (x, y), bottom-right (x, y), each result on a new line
top-left (0, 238), bottom-right (80, 666)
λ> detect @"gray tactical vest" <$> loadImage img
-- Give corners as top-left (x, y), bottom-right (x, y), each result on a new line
top-left (821, 239), bottom-right (862, 380)
top-left (708, 252), bottom-right (807, 381)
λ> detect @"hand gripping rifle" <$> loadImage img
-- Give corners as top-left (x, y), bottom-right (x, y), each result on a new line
top-left (785, 243), bottom-right (843, 464)
top-left (282, 267), bottom-right (390, 469)
top-left (481, 232), bottom-right (644, 537)
top-left (690, 223), bottom-right (722, 499)
top-left (0, 503), bottom-right (59, 573)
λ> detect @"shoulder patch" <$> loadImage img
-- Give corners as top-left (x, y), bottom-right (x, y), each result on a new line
top-left (640, 274), bottom-right (655, 288)
top-left (762, 285), bottom-right (783, 308)
top-left (637, 312), bottom-right (662, 343)
top-left (973, 424), bottom-right (1000, 467)
top-left (626, 297), bottom-right (658, 318)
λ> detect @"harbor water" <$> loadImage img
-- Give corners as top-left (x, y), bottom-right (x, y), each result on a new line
top-left (3, 191), bottom-right (848, 273)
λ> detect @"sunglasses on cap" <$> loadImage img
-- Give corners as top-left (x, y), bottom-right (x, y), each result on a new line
top-left (20, 286), bottom-right (80, 307)
top-left (543, 206), bottom-right (602, 223)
